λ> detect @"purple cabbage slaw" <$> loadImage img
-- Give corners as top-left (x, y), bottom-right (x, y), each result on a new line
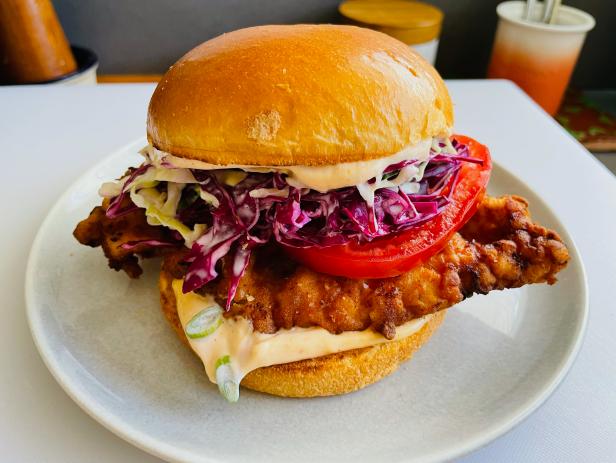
top-left (107, 139), bottom-right (480, 308)
top-left (106, 164), bottom-right (151, 218)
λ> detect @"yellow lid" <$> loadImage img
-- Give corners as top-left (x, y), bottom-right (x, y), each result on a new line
top-left (339, 0), bottom-right (443, 44)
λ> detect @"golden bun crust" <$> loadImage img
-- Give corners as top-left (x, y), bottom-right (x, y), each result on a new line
top-left (159, 269), bottom-right (445, 398)
top-left (147, 24), bottom-right (452, 167)
top-left (241, 311), bottom-right (445, 397)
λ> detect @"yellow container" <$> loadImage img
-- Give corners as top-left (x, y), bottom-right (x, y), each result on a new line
top-left (339, 0), bottom-right (443, 64)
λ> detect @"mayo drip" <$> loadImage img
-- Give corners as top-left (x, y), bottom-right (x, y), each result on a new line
top-left (172, 280), bottom-right (432, 389)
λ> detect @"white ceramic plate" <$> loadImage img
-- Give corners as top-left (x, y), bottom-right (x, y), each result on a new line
top-left (26, 138), bottom-right (588, 463)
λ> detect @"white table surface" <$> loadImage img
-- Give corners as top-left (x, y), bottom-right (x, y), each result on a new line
top-left (1, 81), bottom-right (615, 462)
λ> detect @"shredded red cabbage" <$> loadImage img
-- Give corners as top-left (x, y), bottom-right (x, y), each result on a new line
top-left (108, 140), bottom-right (480, 308)
top-left (181, 140), bottom-right (478, 307)
top-left (120, 239), bottom-right (179, 251)
top-left (106, 164), bottom-right (151, 218)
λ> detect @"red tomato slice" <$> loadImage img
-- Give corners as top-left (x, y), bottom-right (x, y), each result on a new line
top-left (283, 135), bottom-right (492, 278)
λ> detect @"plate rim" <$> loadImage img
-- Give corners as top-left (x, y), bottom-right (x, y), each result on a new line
top-left (25, 137), bottom-right (589, 463)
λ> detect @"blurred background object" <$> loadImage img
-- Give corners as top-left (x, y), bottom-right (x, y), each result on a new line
top-left (50, 0), bottom-right (613, 89)
top-left (556, 90), bottom-right (616, 152)
top-left (0, 0), bottom-right (97, 85)
top-left (487, 1), bottom-right (594, 115)
top-left (0, 0), bottom-right (76, 83)
top-left (339, 0), bottom-right (443, 65)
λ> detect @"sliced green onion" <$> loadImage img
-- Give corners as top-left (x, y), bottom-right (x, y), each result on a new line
top-left (216, 355), bottom-right (239, 402)
top-left (215, 354), bottom-right (231, 369)
top-left (381, 170), bottom-right (400, 181)
top-left (184, 306), bottom-right (223, 339)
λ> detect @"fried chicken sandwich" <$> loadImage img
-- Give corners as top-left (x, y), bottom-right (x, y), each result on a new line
top-left (74, 25), bottom-right (569, 401)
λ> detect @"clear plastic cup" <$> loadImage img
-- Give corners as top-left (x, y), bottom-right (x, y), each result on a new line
top-left (487, 1), bottom-right (595, 115)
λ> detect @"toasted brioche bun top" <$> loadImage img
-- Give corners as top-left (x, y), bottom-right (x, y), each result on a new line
top-left (147, 24), bottom-right (453, 167)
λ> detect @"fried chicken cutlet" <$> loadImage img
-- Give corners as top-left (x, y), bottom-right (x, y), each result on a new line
top-left (75, 194), bottom-right (569, 339)
top-left (73, 197), bottom-right (178, 278)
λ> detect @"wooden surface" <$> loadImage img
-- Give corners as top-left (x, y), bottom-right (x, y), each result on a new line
top-left (97, 74), bottom-right (162, 83)
top-left (0, 0), bottom-right (76, 84)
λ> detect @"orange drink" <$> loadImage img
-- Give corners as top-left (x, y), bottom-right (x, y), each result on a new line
top-left (488, 1), bottom-right (595, 115)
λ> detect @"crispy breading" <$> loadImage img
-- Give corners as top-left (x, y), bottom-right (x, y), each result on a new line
top-left (73, 199), bottom-right (180, 277)
top-left (181, 195), bottom-right (568, 338)
top-left (76, 194), bottom-right (568, 338)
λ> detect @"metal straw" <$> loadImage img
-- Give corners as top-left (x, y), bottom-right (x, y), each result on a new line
top-left (526, 0), bottom-right (563, 24)
top-left (524, 0), bottom-right (537, 20)
top-left (548, 0), bottom-right (562, 24)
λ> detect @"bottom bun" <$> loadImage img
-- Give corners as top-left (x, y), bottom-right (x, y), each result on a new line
top-left (159, 269), bottom-right (446, 398)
